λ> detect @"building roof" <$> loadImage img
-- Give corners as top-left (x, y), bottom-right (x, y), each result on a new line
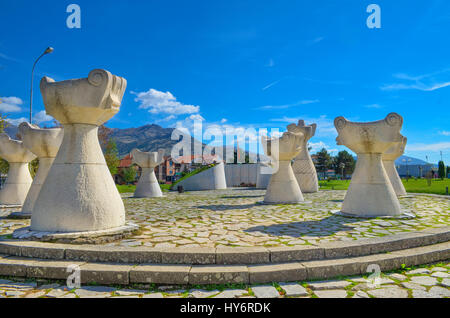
top-left (119, 154), bottom-right (133, 168)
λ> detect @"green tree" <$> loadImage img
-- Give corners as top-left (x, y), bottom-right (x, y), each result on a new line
top-left (446, 166), bottom-right (450, 178)
top-left (438, 161), bottom-right (446, 180)
top-left (0, 113), bottom-right (9, 175)
top-left (104, 139), bottom-right (119, 176)
top-left (315, 148), bottom-right (333, 177)
top-left (332, 150), bottom-right (356, 177)
top-left (122, 166), bottom-right (136, 184)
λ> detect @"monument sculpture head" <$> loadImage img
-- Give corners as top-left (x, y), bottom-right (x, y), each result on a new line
top-left (0, 133), bottom-right (36, 163)
top-left (287, 120), bottom-right (317, 144)
top-left (131, 148), bottom-right (165, 168)
top-left (334, 112), bottom-right (404, 154)
top-left (40, 69), bottom-right (127, 125)
top-left (261, 130), bottom-right (304, 162)
top-left (18, 122), bottom-right (63, 158)
top-left (382, 136), bottom-right (407, 161)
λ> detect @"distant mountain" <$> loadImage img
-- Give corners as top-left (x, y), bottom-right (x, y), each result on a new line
top-left (4, 124), bottom-right (18, 138)
top-left (109, 124), bottom-right (182, 157)
top-left (395, 155), bottom-right (429, 166)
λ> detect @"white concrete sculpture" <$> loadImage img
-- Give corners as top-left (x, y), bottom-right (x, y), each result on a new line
top-left (262, 124), bottom-right (304, 204)
top-left (176, 162), bottom-right (227, 191)
top-left (132, 148), bottom-right (165, 198)
top-left (31, 69), bottom-right (127, 232)
top-left (382, 137), bottom-right (407, 196)
top-left (292, 120), bottom-right (319, 193)
top-left (334, 113), bottom-right (405, 217)
top-left (255, 162), bottom-right (273, 189)
top-left (16, 122), bottom-right (63, 217)
top-left (0, 134), bottom-right (36, 206)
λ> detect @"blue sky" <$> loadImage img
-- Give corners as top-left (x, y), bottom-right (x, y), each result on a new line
top-left (0, 0), bottom-right (449, 163)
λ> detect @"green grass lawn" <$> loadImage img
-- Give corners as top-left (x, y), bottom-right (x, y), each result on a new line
top-left (118, 178), bottom-right (450, 195)
top-left (319, 178), bottom-right (450, 195)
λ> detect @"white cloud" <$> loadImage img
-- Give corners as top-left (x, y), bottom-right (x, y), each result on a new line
top-left (364, 103), bottom-right (383, 109)
top-left (309, 141), bottom-right (338, 154)
top-left (0, 96), bottom-right (23, 112)
top-left (407, 142), bottom-right (450, 152)
top-left (381, 69), bottom-right (450, 92)
top-left (265, 58), bottom-right (275, 68)
top-left (220, 118), bottom-right (227, 124)
top-left (439, 131), bottom-right (450, 136)
top-left (132, 89), bottom-right (200, 116)
top-left (7, 110), bottom-right (54, 126)
top-left (259, 100), bottom-right (320, 110)
top-left (262, 80), bottom-right (281, 91)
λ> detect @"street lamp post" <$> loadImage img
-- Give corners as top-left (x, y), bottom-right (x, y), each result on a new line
top-left (402, 158), bottom-right (412, 181)
top-left (30, 47), bottom-right (54, 124)
top-left (339, 162), bottom-right (345, 180)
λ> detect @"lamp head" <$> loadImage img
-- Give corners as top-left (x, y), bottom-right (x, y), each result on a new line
top-left (44, 47), bottom-right (54, 54)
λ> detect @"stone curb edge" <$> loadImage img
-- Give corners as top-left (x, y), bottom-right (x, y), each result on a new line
top-left (0, 226), bottom-right (448, 265)
top-left (0, 242), bottom-right (448, 285)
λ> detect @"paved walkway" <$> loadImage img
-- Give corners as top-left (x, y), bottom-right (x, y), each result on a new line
top-left (1, 262), bottom-right (448, 298)
top-left (1, 190), bottom-right (449, 248)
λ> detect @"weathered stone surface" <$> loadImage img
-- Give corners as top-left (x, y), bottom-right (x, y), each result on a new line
top-left (0, 256), bottom-right (28, 277)
top-left (142, 293), bottom-right (164, 298)
top-left (215, 289), bottom-right (248, 298)
top-left (269, 246), bottom-right (324, 262)
top-left (409, 276), bottom-right (438, 286)
top-left (130, 264), bottom-right (190, 285)
top-left (389, 273), bottom-right (407, 281)
top-left (74, 286), bottom-right (115, 298)
top-left (189, 289), bottom-right (220, 298)
top-left (65, 246), bottom-right (161, 264)
top-left (308, 280), bottom-right (351, 290)
top-left (27, 259), bottom-right (85, 280)
top-left (367, 287), bottom-right (408, 298)
top-left (303, 258), bottom-right (363, 280)
top-left (161, 248), bottom-right (215, 264)
top-left (251, 285), bottom-right (280, 298)
top-left (248, 263), bottom-right (306, 284)
top-left (189, 265), bottom-right (248, 285)
top-left (279, 282), bottom-right (308, 296)
top-left (80, 263), bottom-right (133, 285)
top-left (314, 289), bottom-right (348, 298)
top-left (216, 247), bottom-right (269, 264)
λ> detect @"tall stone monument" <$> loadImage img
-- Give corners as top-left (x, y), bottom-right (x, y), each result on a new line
top-left (31, 69), bottom-right (128, 232)
top-left (0, 133), bottom-right (36, 206)
top-left (383, 136), bottom-right (407, 196)
top-left (334, 113), bottom-right (405, 217)
top-left (14, 122), bottom-right (63, 217)
top-left (262, 123), bottom-right (304, 204)
top-left (292, 120), bottom-right (319, 193)
top-left (132, 148), bottom-right (165, 198)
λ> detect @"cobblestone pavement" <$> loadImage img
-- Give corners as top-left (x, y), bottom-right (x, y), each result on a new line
top-left (0, 190), bottom-right (449, 248)
top-left (0, 262), bottom-right (448, 298)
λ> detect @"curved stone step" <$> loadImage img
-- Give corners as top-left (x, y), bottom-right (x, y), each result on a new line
top-left (0, 226), bottom-right (448, 265)
top-left (0, 242), bottom-right (448, 285)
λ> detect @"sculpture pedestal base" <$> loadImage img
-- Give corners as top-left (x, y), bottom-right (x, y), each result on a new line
top-left (331, 210), bottom-right (415, 219)
top-left (12, 223), bottom-right (139, 244)
top-left (0, 163), bottom-right (33, 206)
top-left (383, 160), bottom-right (407, 196)
top-left (133, 169), bottom-right (163, 198)
top-left (264, 161), bottom-right (304, 204)
top-left (341, 154), bottom-right (402, 217)
top-left (292, 153), bottom-right (319, 193)
top-left (8, 211), bottom-right (31, 219)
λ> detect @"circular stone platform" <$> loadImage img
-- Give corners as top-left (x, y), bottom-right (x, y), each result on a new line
top-left (0, 189), bottom-right (448, 248)
top-left (0, 189), bottom-right (448, 285)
